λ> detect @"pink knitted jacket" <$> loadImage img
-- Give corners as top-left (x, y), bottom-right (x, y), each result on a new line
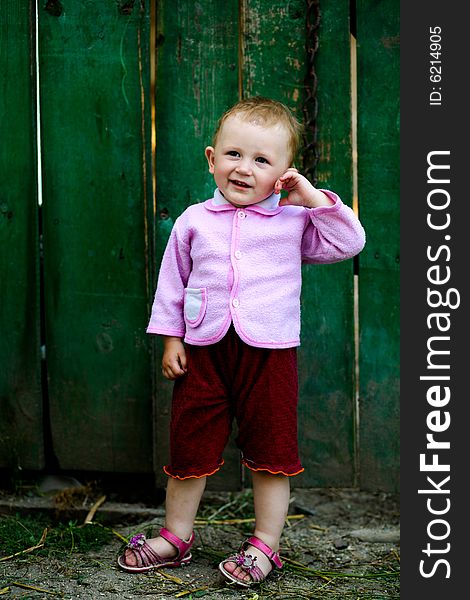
top-left (147, 189), bottom-right (365, 348)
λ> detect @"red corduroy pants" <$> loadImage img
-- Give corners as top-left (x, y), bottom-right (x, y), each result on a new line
top-left (164, 326), bottom-right (304, 479)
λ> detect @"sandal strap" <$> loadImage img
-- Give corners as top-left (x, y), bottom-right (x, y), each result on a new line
top-left (243, 536), bottom-right (283, 569)
top-left (137, 541), bottom-right (162, 567)
top-left (126, 534), bottom-right (164, 567)
top-left (244, 562), bottom-right (265, 583)
top-left (159, 527), bottom-right (195, 560)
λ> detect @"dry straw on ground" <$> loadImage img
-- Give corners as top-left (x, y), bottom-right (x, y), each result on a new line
top-left (0, 487), bottom-right (399, 599)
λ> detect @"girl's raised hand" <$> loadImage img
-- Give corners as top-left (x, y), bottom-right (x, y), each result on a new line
top-left (274, 167), bottom-right (299, 196)
top-left (275, 168), bottom-right (333, 208)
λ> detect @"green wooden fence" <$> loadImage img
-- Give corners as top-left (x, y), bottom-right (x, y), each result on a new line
top-left (1, 1), bottom-right (42, 469)
top-left (0, 0), bottom-right (399, 492)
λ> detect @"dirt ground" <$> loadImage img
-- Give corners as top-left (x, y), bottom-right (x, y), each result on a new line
top-left (0, 485), bottom-right (399, 599)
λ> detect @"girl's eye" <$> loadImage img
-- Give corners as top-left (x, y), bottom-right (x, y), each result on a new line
top-left (255, 157), bottom-right (269, 164)
top-left (227, 151), bottom-right (240, 157)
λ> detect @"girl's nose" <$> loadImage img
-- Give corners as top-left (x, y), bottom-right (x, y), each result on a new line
top-left (236, 159), bottom-right (252, 175)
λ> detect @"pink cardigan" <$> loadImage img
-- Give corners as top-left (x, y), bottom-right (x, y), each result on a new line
top-left (147, 189), bottom-right (365, 348)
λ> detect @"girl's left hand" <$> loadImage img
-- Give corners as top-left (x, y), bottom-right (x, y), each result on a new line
top-left (275, 168), bottom-right (332, 208)
top-left (274, 168), bottom-right (299, 197)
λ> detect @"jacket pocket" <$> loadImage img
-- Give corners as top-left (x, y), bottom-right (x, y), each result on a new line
top-left (184, 287), bottom-right (207, 327)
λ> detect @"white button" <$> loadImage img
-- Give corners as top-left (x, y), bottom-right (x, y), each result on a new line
top-left (234, 250), bottom-right (242, 259)
top-left (232, 298), bottom-right (240, 308)
top-left (237, 211), bottom-right (246, 219)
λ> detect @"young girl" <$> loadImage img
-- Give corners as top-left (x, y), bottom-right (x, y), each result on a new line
top-left (118, 97), bottom-right (365, 586)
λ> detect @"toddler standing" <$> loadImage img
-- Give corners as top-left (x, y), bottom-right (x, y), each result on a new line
top-left (118, 97), bottom-right (365, 586)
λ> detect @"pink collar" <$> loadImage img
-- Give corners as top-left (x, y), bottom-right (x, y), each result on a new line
top-left (204, 189), bottom-right (284, 215)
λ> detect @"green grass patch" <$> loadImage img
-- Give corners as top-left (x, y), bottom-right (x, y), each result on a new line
top-left (0, 513), bottom-right (113, 557)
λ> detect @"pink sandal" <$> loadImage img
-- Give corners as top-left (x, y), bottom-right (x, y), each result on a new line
top-left (218, 536), bottom-right (283, 587)
top-left (117, 527), bottom-right (194, 573)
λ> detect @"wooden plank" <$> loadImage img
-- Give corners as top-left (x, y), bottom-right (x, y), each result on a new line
top-left (38, 2), bottom-right (153, 472)
top-left (299, 0), bottom-right (355, 486)
top-left (153, 0), bottom-right (240, 489)
top-left (241, 0), bottom-right (307, 113)
top-left (0, 1), bottom-right (43, 469)
top-left (241, 0), bottom-right (355, 487)
top-left (356, 0), bottom-right (400, 491)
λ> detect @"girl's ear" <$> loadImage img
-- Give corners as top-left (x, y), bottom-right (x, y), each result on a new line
top-left (205, 146), bottom-right (215, 174)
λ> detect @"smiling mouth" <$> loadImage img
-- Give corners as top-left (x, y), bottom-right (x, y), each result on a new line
top-left (230, 179), bottom-right (252, 189)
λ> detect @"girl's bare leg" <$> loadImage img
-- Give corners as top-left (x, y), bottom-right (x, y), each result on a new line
top-left (223, 471), bottom-right (290, 582)
top-left (124, 476), bottom-right (206, 565)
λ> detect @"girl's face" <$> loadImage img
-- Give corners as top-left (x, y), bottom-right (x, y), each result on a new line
top-left (205, 115), bottom-right (291, 207)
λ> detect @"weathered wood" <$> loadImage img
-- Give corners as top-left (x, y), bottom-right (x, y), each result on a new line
top-left (0, 1), bottom-right (43, 469)
top-left (153, 0), bottom-right (240, 489)
top-left (297, 0), bottom-right (356, 486)
top-left (1, 0), bottom-right (400, 491)
top-left (38, 2), bottom-right (153, 472)
top-left (356, 0), bottom-right (400, 491)
top-left (241, 0), bottom-right (306, 113)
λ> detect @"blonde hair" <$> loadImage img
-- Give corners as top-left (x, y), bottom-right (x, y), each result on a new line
top-left (212, 97), bottom-right (303, 165)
